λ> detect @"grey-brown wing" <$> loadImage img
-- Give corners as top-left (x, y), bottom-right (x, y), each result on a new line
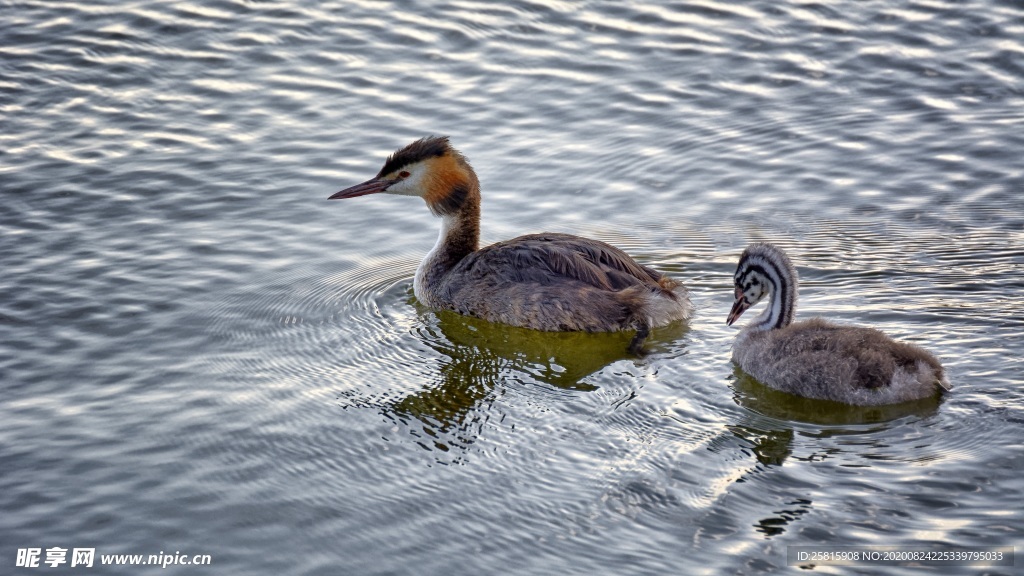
top-left (454, 233), bottom-right (664, 292)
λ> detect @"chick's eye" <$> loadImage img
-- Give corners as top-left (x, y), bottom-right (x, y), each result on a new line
top-left (398, 170), bottom-right (410, 179)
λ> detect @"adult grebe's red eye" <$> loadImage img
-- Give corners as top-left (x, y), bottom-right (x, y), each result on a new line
top-left (399, 170), bottom-right (410, 178)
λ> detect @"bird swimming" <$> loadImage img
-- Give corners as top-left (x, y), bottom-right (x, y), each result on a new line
top-left (330, 136), bottom-right (692, 353)
top-left (727, 243), bottom-right (951, 405)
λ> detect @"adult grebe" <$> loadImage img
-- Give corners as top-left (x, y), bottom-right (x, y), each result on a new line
top-left (727, 243), bottom-right (950, 405)
top-left (330, 136), bottom-right (692, 353)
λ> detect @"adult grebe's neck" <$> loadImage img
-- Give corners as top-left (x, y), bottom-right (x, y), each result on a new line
top-left (413, 177), bottom-right (481, 306)
top-left (746, 254), bottom-right (798, 333)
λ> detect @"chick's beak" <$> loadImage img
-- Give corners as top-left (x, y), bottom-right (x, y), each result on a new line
top-left (329, 177), bottom-right (392, 199)
top-left (726, 287), bottom-right (749, 326)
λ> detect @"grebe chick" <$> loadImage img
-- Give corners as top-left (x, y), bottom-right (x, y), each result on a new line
top-left (727, 243), bottom-right (951, 405)
top-left (330, 136), bottom-right (692, 353)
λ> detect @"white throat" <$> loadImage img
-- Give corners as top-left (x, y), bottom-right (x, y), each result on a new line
top-left (413, 214), bottom-right (458, 305)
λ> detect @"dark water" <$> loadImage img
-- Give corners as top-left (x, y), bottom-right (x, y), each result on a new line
top-left (2, 0), bottom-right (1022, 574)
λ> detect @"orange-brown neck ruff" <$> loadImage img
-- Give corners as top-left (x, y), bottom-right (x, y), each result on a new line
top-left (422, 153), bottom-right (479, 217)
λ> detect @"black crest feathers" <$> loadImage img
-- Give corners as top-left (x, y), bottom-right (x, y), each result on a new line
top-left (377, 136), bottom-right (451, 178)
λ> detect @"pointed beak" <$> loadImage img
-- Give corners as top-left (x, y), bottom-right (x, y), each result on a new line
top-left (726, 287), bottom-right (749, 326)
top-left (329, 177), bottom-right (392, 199)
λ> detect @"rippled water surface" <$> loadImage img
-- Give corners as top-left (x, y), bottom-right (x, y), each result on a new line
top-left (2, 0), bottom-right (1023, 574)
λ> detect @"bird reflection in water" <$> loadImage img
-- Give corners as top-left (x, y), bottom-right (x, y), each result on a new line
top-left (386, 305), bottom-right (689, 455)
top-left (730, 367), bottom-right (945, 427)
top-left (721, 366), bottom-right (946, 537)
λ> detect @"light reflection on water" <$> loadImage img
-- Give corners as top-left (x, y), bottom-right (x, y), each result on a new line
top-left (1, 0), bottom-right (1023, 574)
